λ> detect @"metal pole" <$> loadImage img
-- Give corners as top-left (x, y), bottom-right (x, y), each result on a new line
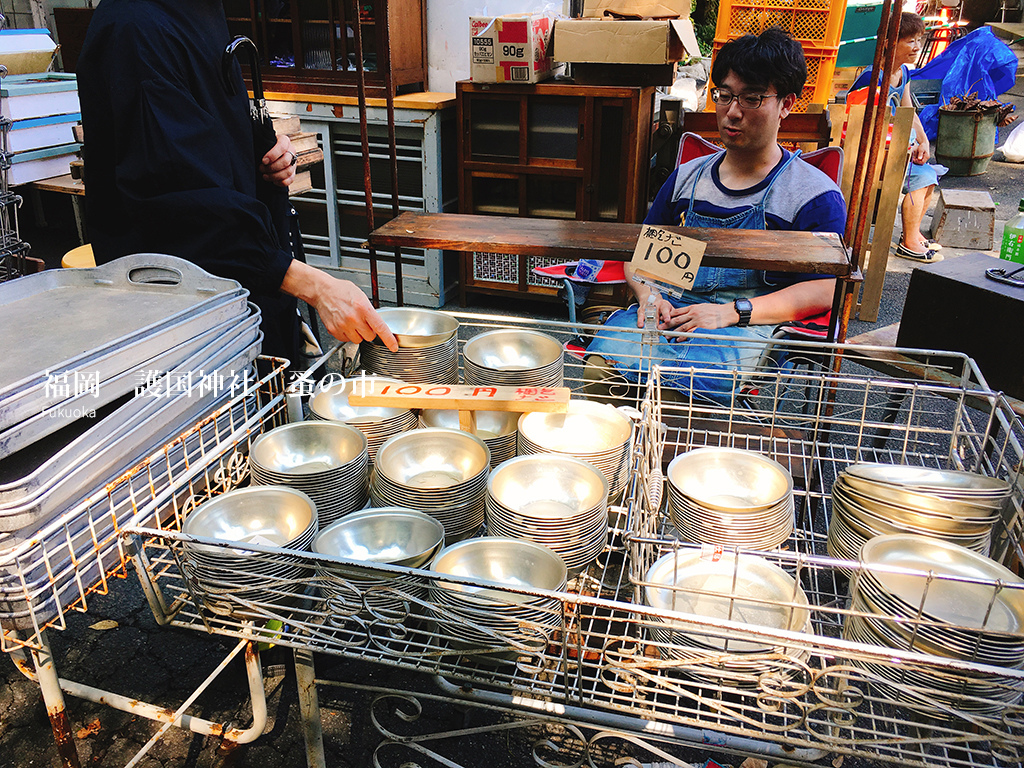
top-left (378, 0), bottom-right (404, 306)
top-left (351, 0), bottom-right (381, 307)
top-left (31, 630), bottom-right (81, 768)
top-left (293, 647), bottom-right (327, 768)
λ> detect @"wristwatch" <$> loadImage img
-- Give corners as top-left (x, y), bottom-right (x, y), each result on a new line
top-left (733, 298), bottom-right (753, 327)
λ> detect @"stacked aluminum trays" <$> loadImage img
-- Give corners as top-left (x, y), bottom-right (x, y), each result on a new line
top-left (0, 66), bottom-right (31, 283)
top-left (0, 254), bottom-right (264, 633)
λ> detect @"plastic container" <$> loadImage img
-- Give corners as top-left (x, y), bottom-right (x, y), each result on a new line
top-left (714, 0), bottom-right (848, 48)
top-left (999, 199), bottom-right (1024, 265)
top-left (707, 41), bottom-right (838, 113)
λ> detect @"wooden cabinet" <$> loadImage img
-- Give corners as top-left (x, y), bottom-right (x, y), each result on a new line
top-left (224, 0), bottom-right (425, 98)
top-left (456, 80), bottom-right (655, 304)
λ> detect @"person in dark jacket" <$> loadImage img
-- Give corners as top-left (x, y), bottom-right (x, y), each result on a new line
top-left (77, 0), bottom-right (397, 360)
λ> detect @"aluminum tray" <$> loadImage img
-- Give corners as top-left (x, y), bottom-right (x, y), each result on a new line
top-left (0, 304), bottom-right (254, 457)
top-left (0, 319), bottom-right (262, 532)
top-left (0, 389), bottom-right (264, 631)
top-left (0, 253), bottom-right (245, 425)
top-left (0, 287), bottom-right (249, 433)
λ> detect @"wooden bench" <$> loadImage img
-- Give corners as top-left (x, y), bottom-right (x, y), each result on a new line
top-left (368, 211), bottom-right (857, 340)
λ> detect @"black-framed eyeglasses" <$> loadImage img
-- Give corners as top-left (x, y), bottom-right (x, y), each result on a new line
top-left (710, 88), bottom-right (780, 110)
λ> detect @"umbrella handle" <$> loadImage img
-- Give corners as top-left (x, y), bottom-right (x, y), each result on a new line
top-left (223, 36), bottom-right (266, 113)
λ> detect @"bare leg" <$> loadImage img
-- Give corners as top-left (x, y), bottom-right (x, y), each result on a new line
top-left (900, 184), bottom-right (934, 251)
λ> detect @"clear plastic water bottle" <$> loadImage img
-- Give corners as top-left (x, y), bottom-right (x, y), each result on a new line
top-left (572, 259), bottom-right (603, 282)
top-left (1000, 198), bottom-right (1024, 265)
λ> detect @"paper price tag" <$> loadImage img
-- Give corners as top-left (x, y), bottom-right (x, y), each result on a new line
top-left (630, 226), bottom-right (707, 294)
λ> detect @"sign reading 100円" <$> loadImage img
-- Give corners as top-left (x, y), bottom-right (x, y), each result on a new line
top-left (630, 226), bottom-right (707, 297)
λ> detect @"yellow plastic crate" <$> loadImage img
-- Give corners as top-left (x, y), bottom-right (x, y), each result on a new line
top-left (714, 0), bottom-right (848, 48)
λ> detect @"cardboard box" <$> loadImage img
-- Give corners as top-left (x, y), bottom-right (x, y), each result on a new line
top-left (583, 0), bottom-right (691, 18)
top-left (470, 13), bottom-right (562, 84)
top-left (554, 18), bottom-right (699, 66)
top-left (0, 29), bottom-right (58, 76)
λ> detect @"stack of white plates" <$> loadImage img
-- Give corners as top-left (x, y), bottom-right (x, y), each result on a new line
top-left (844, 534), bottom-right (1024, 716)
top-left (644, 549), bottom-right (812, 687)
top-left (313, 507), bottom-right (444, 618)
top-left (486, 454), bottom-right (608, 575)
top-left (250, 422), bottom-right (369, 526)
top-left (181, 486), bottom-right (318, 614)
top-left (517, 400), bottom-right (634, 500)
top-left (827, 463), bottom-right (1008, 564)
top-left (463, 329), bottom-right (564, 388)
top-left (370, 428), bottom-right (490, 543)
top-left (308, 376), bottom-right (419, 463)
top-left (360, 308), bottom-right (459, 384)
top-left (419, 409), bottom-right (518, 468)
top-left (666, 448), bottom-right (795, 550)
top-left (428, 537), bottom-right (567, 652)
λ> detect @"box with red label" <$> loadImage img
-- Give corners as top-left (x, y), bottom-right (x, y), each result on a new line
top-left (469, 13), bottom-right (563, 84)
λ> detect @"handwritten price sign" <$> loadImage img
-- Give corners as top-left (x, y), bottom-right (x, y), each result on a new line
top-left (630, 226), bottom-right (707, 294)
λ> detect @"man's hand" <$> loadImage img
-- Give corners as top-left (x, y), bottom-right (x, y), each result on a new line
top-left (281, 261), bottom-right (399, 351)
top-left (634, 293), bottom-right (675, 328)
top-left (260, 133), bottom-right (298, 188)
top-left (910, 137), bottom-right (930, 165)
top-left (661, 302), bottom-right (737, 334)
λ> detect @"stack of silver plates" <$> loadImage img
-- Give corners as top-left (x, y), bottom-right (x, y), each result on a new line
top-left (844, 534), bottom-right (1024, 716)
top-left (370, 428), bottom-right (490, 543)
top-left (828, 463), bottom-right (1008, 565)
top-left (463, 329), bottom-right (564, 388)
top-left (644, 549), bottom-right (812, 687)
top-left (419, 409), bottom-right (518, 468)
top-left (360, 308), bottom-right (459, 384)
top-left (249, 422), bottom-right (369, 526)
top-left (308, 376), bottom-right (419, 463)
top-left (313, 507), bottom-right (444, 618)
top-left (517, 400), bottom-right (634, 500)
top-left (486, 454), bottom-right (608, 575)
top-left (666, 448), bottom-right (795, 550)
top-left (428, 537), bottom-right (567, 652)
top-left (181, 486), bottom-right (318, 615)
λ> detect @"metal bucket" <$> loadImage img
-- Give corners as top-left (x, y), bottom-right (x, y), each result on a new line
top-left (936, 108), bottom-right (998, 176)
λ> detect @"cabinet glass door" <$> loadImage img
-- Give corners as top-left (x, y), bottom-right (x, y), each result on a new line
top-left (470, 175), bottom-right (520, 216)
top-left (527, 99), bottom-right (580, 162)
top-left (469, 99), bottom-right (520, 162)
top-left (594, 102), bottom-right (626, 221)
top-left (525, 176), bottom-right (578, 219)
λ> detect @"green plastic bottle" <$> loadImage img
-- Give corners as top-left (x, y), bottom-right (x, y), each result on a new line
top-left (1000, 198), bottom-right (1024, 265)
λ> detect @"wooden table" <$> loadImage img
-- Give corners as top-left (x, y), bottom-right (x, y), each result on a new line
top-left (29, 174), bottom-right (86, 245)
top-left (368, 211), bottom-right (855, 338)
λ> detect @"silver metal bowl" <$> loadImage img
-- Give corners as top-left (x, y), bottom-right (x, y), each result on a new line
top-left (312, 508), bottom-right (444, 568)
top-left (250, 421), bottom-right (366, 475)
top-left (375, 308), bottom-right (458, 348)
top-left (667, 447), bottom-right (792, 512)
top-left (518, 400), bottom-right (632, 454)
top-left (374, 428), bottom-right (490, 488)
top-left (419, 408), bottom-right (518, 439)
top-left (308, 376), bottom-right (410, 423)
top-left (430, 536), bottom-right (567, 597)
top-left (488, 454), bottom-right (608, 516)
top-left (182, 486), bottom-right (316, 552)
top-left (463, 329), bottom-right (562, 370)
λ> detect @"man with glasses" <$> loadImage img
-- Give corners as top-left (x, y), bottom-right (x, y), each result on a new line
top-left (585, 28), bottom-right (846, 402)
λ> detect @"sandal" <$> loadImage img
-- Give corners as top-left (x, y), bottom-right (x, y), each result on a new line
top-left (894, 240), bottom-right (944, 262)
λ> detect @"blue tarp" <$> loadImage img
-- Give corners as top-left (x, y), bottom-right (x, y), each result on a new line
top-left (850, 27), bottom-right (1018, 143)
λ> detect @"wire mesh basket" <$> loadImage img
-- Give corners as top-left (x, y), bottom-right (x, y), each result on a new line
top-left (121, 314), bottom-right (1024, 768)
top-left (0, 357), bottom-right (289, 652)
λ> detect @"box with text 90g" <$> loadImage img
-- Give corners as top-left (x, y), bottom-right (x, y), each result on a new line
top-left (470, 13), bottom-right (563, 84)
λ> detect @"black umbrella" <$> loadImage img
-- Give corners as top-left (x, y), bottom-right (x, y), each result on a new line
top-left (222, 36), bottom-right (324, 357)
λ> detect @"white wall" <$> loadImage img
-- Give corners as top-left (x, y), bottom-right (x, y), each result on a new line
top-left (427, 0), bottom-right (567, 93)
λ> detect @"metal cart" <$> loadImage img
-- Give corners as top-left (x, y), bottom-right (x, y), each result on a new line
top-left (2, 357), bottom-right (290, 767)
top-left (111, 312), bottom-right (1023, 768)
